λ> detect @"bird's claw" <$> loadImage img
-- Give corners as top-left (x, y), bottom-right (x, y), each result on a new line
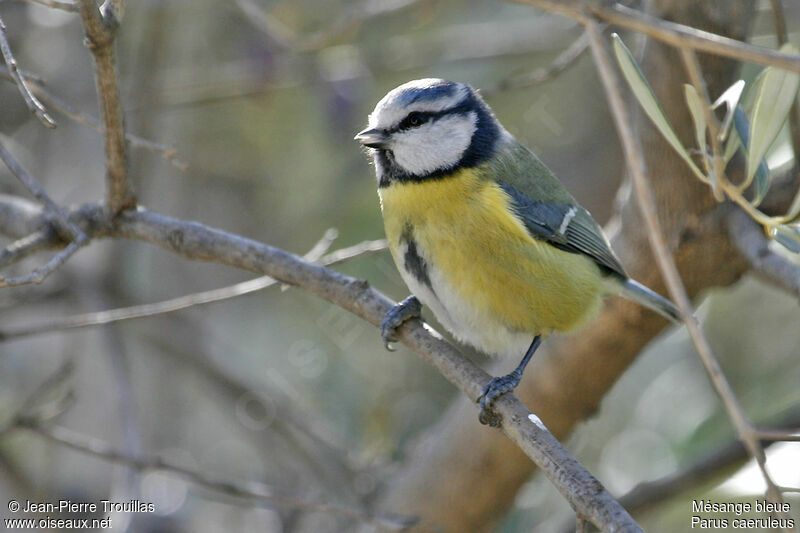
top-left (380, 296), bottom-right (422, 351)
top-left (477, 371), bottom-right (522, 427)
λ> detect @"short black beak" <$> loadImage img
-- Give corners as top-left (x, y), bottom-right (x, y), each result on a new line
top-left (354, 128), bottom-right (389, 149)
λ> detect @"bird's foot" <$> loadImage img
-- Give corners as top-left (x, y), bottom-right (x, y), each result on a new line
top-left (477, 370), bottom-right (522, 427)
top-left (380, 296), bottom-right (422, 351)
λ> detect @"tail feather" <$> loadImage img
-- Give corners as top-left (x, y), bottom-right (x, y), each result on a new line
top-left (619, 279), bottom-right (681, 323)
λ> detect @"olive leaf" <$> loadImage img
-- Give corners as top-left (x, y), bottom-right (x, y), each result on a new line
top-left (746, 43), bottom-right (800, 186)
top-left (612, 34), bottom-right (706, 182)
top-left (684, 84), bottom-right (707, 156)
top-left (732, 106), bottom-right (771, 205)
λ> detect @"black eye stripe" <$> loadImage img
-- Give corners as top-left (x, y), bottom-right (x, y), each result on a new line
top-left (389, 101), bottom-right (475, 134)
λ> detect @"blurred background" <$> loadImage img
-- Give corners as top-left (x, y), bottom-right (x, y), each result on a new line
top-left (0, 0), bottom-right (798, 531)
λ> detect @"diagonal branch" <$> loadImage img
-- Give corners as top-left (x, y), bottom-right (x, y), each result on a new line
top-left (0, 66), bottom-right (188, 171)
top-left (13, 0), bottom-right (78, 11)
top-left (0, 143), bottom-right (88, 287)
top-left (0, 229), bottom-right (53, 269)
top-left (727, 208), bottom-right (800, 300)
top-left (0, 15), bottom-right (56, 128)
top-left (0, 238), bottom-right (386, 340)
top-left (76, 0), bottom-right (132, 214)
top-left (510, 0), bottom-right (800, 73)
top-left (0, 194), bottom-right (642, 533)
top-left (483, 28), bottom-right (593, 95)
top-left (582, 17), bottom-right (787, 517)
top-left (10, 421), bottom-right (415, 530)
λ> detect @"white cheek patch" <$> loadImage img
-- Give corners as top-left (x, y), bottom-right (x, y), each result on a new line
top-left (391, 112), bottom-right (477, 175)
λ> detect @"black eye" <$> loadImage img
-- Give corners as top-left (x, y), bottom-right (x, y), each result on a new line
top-left (403, 112), bottom-right (426, 129)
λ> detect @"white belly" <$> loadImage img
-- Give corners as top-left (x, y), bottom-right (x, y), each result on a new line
top-left (394, 241), bottom-right (533, 358)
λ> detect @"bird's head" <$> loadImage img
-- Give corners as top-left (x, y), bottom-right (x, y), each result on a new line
top-left (355, 79), bottom-right (503, 185)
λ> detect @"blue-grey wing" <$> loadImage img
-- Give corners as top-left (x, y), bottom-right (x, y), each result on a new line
top-left (499, 182), bottom-right (627, 279)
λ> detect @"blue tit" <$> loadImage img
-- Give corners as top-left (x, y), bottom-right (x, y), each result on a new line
top-left (355, 78), bottom-right (679, 426)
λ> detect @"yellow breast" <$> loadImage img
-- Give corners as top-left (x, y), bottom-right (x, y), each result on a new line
top-left (379, 169), bottom-right (605, 339)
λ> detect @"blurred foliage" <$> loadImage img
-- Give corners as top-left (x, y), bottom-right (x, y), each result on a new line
top-left (0, 0), bottom-right (798, 532)
top-left (614, 34), bottom-right (800, 253)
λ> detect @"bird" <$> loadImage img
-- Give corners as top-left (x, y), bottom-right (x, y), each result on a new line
top-left (355, 78), bottom-right (679, 426)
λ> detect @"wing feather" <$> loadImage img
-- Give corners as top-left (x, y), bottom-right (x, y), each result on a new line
top-left (499, 181), bottom-right (627, 279)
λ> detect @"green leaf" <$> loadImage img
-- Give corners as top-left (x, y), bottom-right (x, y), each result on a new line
top-left (612, 34), bottom-right (706, 182)
top-left (732, 106), bottom-right (771, 205)
top-left (684, 84), bottom-right (707, 156)
top-left (746, 43), bottom-right (800, 185)
top-left (742, 69), bottom-right (766, 113)
top-left (723, 124), bottom-right (740, 163)
top-left (770, 224), bottom-right (800, 254)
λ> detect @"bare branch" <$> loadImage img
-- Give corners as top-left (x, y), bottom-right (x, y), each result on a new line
top-left (556, 412), bottom-right (800, 531)
top-left (728, 208), bottom-right (800, 300)
top-left (76, 0), bottom-right (131, 213)
top-left (0, 194), bottom-right (642, 532)
top-left (754, 428), bottom-right (800, 442)
top-left (0, 237), bottom-right (386, 339)
top-left (0, 143), bottom-right (88, 287)
top-left (142, 322), bottom-right (367, 507)
top-left (9, 0), bottom-right (78, 11)
top-left (0, 66), bottom-right (188, 171)
top-left (484, 29), bottom-right (592, 95)
top-left (510, 0), bottom-right (800, 73)
top-left (0, 240), bottom-right (82, 287)
top-left (0, 229), bottom-right (53, 269)
top-left (617, 409), bottom-right (800, 518)
top-left (234, 0), bottom-right (429, 52)
top-left (0, 144), bottom-right (82, 240)
top-left (0, 15), bottom-right (56, 128)
top-left (10, 421), bottom-right (416, 530)
top-left (679, 47), bottom-right (725, 201)
top-left (583, 17), bottom-right (787, 515)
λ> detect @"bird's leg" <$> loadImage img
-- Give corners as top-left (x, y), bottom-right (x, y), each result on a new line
top-left (380, 295), bottom-right (422, 351)
top-left (478, 335), bottom-right (542, 427)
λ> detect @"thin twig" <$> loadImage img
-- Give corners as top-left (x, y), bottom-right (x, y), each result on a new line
top-left (0, 66), bottom-right (187, 171)
top-left (583, 18), bottom-right (788, 520)
top-left (0, 143), bottom-right (88, 287)
top-left (142, 321), bottom-right (366, 506)
top-left (0, 195), bottom-right (643, 533)
top-left (768, 0), bottom-right (800, 165)
top-left (0, 237), bottom-right (386, 340)
top-left (0, 143), bottom-right (82, 240)
top-left (11, 421), bottom-right (416, 531)
top-left (680, 48), bottom-right (725, 201)
top-left (9, 0), bottom-right (78, 11)
top-left (77, 0), bottom-right (131, 214)
top-left (510, 0), bottom-right (800, 73)
top-left (0, 15), bottom-right (56, 128)
top-left (95, 287), bottom-right (140, 533)
top-left (234, 0), bottom-right (429, 52)
top-left (0, 240), bottom-right (82, 287)
top-left (0, 359), bottom-right (75, 438)
top-left (615, 410), bottom-right (800, 519)
top-left (0, 229), bottom-right (53, 269)
top-left (753, 428), bottom-right (800, 442)
top-left (484, 29), bottom-right (592, 95)
top-left (728, 208), bottom-right (800, 300)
